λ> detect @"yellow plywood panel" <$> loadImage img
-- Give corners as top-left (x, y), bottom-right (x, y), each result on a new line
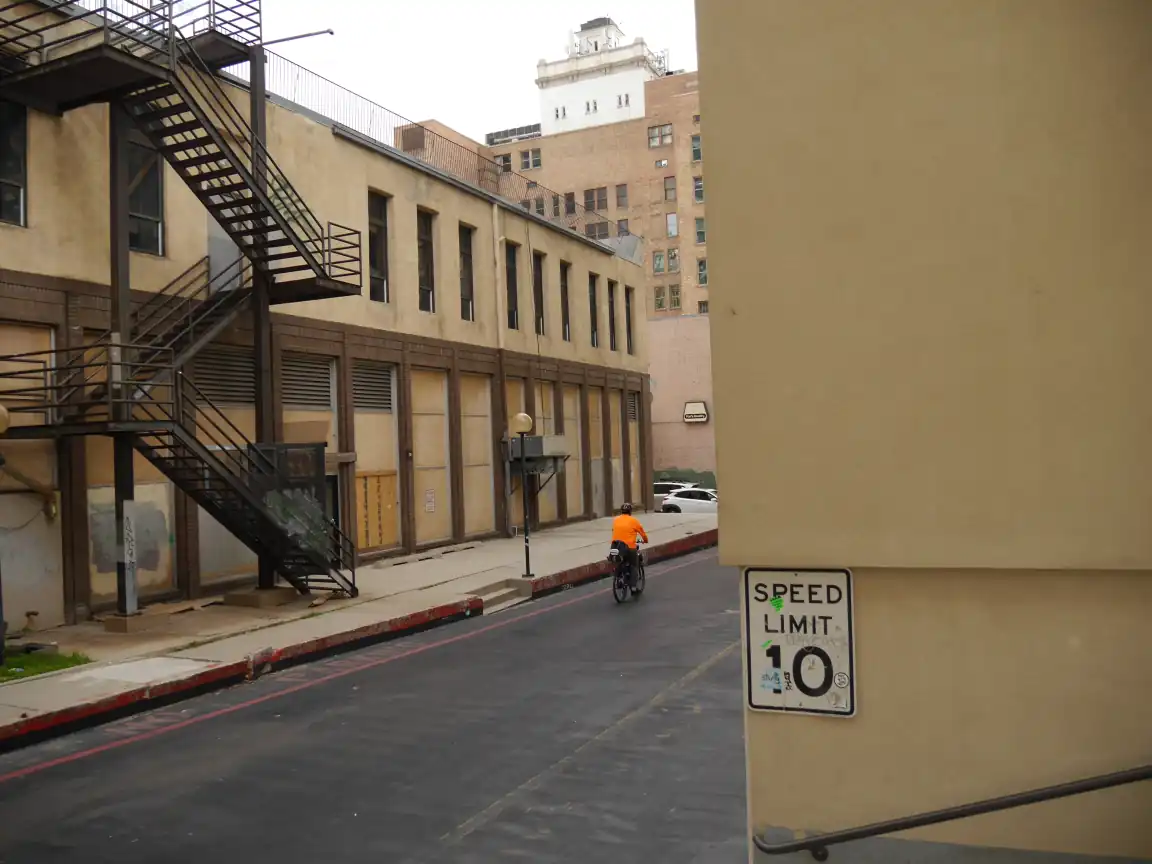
top-left (505, 378), bottom-right (526, 432)
top-left (355, 471), bottom-right (400, 551)
top-left (609, 390), bottom-right (623, 457)
top-left (587, 387), bottom-right (603, 460)
top-left (415, 467), bottom-right (451, 544)
top-left (0, 322), bottom-right (53, 429)
top-left (353, 411), bottom-right (398, 473)
top-left (535, 381), bottom-right (555, 435)
top-left (463, 464), bottom-right (495, 536)
top-left (460, 373), bottom-right (491, 416)
top-left (283, 409), bottom-right (337, 450)
top-left (412, 414), bottom-right (448, 467)
top-left (462, 415), bottom-right (492, 466)
top-left (563, 384), bottom-right (583, 517)
top-left (629, 421), bottom-right (641, 506)
top-left (411, 369), bottom-right (448, 415)
top-left (539, 473), bottom-right (558, 524)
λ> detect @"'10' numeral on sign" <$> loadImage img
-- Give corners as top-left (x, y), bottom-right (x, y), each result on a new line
top-left (764, 643), bottom-right (835, 698)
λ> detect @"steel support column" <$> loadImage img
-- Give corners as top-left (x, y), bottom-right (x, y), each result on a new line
top-left (250, 43), bottom-right (277, 590)
top-left (109, 101), bottom-right (137, 616)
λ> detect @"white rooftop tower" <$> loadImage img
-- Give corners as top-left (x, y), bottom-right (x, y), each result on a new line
top-left (536, 17), bottom-right (667, 135)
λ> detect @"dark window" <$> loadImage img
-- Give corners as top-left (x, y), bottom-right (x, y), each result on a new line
top-left (584, 221), bottom-right (610, 240)
top-left (694, 176), bottom-right (705, 202)
top-left (520, 148), bottom-right (541, 169)
top-left (695, 217), bottom-right (706, 244)
top-left (654, 285), bottom-right (666, 310)
top-left (496, 154), bottom-right (512, 173)
top-left (532, 251), bottom-right (545, 336)
top-left (648, 123), bottom-right (673, 147)
top-left (617, 219), bottom-right (629, 236)
top-left (417, 209), bottom-right (435, 312)
top-left (459, 223), bottom-right (475, 321)
top-left (128, 141), bottom-right (164, 255)
top-left (0, 101), bottom-right (27, 227)
top-left (588, 273), bottom-right (599, 348)
top-left (691, 134), bottom-right (702, 162)
top-left (506, 242), bottom-right (520, 329)
top-left (583, 187), bottom-right (608, 212)
top-left (698, 257), bottom-right (709, 286)
top-left (564, 192), bottom-right (576, 215)
top-left (607, 280), bottom-right (618, 351)
top-left (616, 183), bottom-right (628, 208)
top-left (368, 192), bottom-right (389, 302)
top-left (625, 286), bottom-right (635, 355)
top-left (698, 300), bottom-right (709, 314)
top-left (552, 194), bottom-right (560, 217)
top-left (664, 176), bottom-right (676, 202)
top-left (560, 261), bottom-right (571, 341)
top-left (534, 197), bottom-right (545, 216)
top-left (670, 284), bottom-right (681, 310)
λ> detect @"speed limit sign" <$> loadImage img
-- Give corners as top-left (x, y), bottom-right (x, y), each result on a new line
top-left (743, 568), bottom-right (855, 717)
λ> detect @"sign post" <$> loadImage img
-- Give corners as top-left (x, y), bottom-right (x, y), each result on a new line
top-left (743, 568), bottom-right (855, 717)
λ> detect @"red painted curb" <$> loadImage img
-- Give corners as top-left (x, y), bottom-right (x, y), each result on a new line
top-left (529, 528), bottom-right (718, 595)
top-left (0, 530), bottom-right (716, 747)
top-left (0, 659), bottom-right (249, 745)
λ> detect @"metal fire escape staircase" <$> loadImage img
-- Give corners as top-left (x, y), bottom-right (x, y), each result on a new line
top-left (0, 1), bottom-right (360, 596)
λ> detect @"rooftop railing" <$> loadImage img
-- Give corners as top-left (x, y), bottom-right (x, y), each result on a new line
top-left (222, 51), bottom-right (630, 249)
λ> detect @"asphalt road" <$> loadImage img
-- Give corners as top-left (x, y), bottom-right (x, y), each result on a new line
top-left (0, 549), bottom-right (748, 864)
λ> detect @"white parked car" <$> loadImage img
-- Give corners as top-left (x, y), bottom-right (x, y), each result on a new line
top-left (661, 487), bottom-right (718, 513)
top-left (653, 481), bottom-right (697, 508)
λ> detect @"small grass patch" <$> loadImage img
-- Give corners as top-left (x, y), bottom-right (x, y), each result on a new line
top-left (0, 650), bottom-right (90, 683)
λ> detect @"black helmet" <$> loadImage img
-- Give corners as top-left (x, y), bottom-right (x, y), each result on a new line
top-left (621, 503), bottom-right (633, 514)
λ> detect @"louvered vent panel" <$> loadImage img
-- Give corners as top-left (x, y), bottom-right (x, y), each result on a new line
top-left (192, 345), bottom-right (255, 405)
top-left (627, 391), bottom-right (639, 422)
top-left (352, 361), bottom-right (394, 412)
top-left (282, 353), bottom-right (334, 409)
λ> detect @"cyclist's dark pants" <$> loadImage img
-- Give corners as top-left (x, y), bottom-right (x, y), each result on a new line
top-left (612, 541), bottom-right (639, 585)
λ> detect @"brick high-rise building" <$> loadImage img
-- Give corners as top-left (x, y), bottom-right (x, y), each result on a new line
top-left (480, 18), bottom-right (716, 488)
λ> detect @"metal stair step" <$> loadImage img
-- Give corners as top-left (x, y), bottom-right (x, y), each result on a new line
top-left (200, 181), bottom-right (250, 196)
top-left (156, 119), bottom-right (207, 138)
top-left (171, 152), bottom-right (225, 171)
top-left (161, 136), bottom-right (215, 155)
top-left (188, 167), bottom-right (239, 185)
top-left (134, 103), bottom-right (191, 125)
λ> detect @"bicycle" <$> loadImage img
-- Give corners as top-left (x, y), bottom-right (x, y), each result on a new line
top-left (609, 538), bottom-right (646, 603)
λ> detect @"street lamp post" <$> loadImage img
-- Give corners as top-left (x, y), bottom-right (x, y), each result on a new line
top-left (510, 412), bottom-right (534, 578)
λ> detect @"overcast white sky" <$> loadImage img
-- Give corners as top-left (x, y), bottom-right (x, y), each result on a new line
top-left (262, 0), bottom-right (699, 142)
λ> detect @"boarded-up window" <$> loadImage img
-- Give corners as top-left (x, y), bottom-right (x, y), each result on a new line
top-left (353, 361), bottom-right (394, 412)
top-left (282, 353), bottom-right (333, 409)
top-left (192, 345), bottom-right (255, 405)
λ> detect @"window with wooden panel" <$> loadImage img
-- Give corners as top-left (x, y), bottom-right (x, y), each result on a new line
top-left (0, 101), bottom-right (27, 227)
top-left (559, 261), bottom-right (571, 341)
top-left (532, 251), bottom-right (546, 336)
top-left (607, 280), bottom-right (618, 351)
top-left (417, 209), bottom-right (435, 313)
top-left (459, 223), bottom-right (475, 321)
top-left (506, 241), bottom-right (520, 329)
top-left (588, 273), bottom-right (600, 348)
top-left (368, 192), bottom-right (389, 302)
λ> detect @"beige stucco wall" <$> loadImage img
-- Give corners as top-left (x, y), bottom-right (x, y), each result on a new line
top-left (699, 0), bottom-right (1152, 858)
top-left (253, 96), bottom-right (648, 373)
top-left (0, 104), bottom-right (209, 292)
top-left (411, 368), bottom-right (451, 545)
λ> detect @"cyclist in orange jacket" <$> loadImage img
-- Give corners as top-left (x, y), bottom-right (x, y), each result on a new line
top-left (610, 503), bottom-right (648, 587)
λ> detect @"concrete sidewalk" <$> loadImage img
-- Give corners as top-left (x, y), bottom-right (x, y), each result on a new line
top-left (0, 512), bottom-right (716, 749)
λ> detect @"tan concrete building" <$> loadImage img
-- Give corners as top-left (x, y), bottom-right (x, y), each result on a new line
top-left (0, 1), bottom-right (650, 631)
top-left (478, 25), bottom-right (715, 486)
top-left (699, 0), bottom-right (1152, 861)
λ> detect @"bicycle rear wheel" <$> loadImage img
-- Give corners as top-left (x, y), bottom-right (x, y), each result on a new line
top-left (632, 563), bottom-right (646, 597)
top-left (612, 570), bottom-right (629, 603)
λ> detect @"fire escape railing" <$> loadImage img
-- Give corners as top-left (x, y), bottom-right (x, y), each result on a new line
top-left (754, 764), bottom-right (1152, 861)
